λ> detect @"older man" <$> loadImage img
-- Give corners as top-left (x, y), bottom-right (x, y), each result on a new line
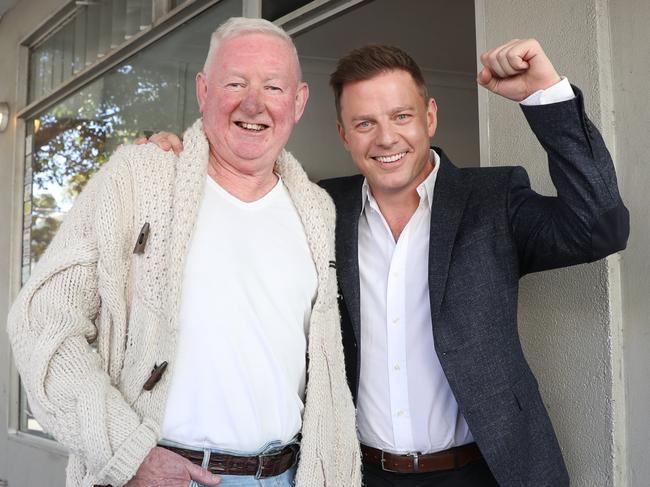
top-left (7, 18), bottom-right (361, 487)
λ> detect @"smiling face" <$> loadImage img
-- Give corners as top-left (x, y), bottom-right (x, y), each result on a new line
top-left (196, 33), bottom-right (308, 177)
top-left (337, 69), bottom-right (437, 203)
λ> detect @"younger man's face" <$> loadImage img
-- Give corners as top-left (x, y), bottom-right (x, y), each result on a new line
top-left (337, 69), bottom-right (437, 202)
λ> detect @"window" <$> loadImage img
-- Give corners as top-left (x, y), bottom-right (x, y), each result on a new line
top-left (27, 0), bottom-right (181, 103)
top-left (19, 0), bottom-right (241, 436)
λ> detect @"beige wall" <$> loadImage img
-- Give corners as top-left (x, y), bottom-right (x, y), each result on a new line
top-left (610, 0), bottom-right (650, 484)
top-left (481, 0), bottom-right (625, 485)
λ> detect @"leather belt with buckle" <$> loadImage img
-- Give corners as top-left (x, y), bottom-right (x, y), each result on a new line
top-left (161, 443), bottom-right (299, 479)
top-left (361, 442), bottom-right (483, 474)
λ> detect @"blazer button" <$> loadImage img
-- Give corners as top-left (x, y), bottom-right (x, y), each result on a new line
top-left (143, 361), bottom-right (168, 391)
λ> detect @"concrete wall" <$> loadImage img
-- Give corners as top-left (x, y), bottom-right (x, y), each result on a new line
top-left (609, 0), bottom-right (650, 485)
top-left (480, 0), bottom-right (624, 485)
top-left (0, 1), bottom-right (70, 485)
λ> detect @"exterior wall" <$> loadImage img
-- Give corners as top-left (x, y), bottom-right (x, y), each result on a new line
top-left (609, 0), bottom-right (650, 485)
top-left (480, 1), bottom-right (623, 485)
top-left (0, 1), bottom-right (70, 485)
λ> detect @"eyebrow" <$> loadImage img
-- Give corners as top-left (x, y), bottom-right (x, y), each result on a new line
top-left (350, 105), bottom-right (415, 122)
top-left (351, 114), bottom-right (375, 122)
top-left (390, 105), bottom-right (415, 114)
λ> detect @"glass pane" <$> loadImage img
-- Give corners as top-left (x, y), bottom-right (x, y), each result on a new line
top-left (51, 30), bottom-right (64, 88)
top-left (170, 0), bottom-right (190, 9)
top-left (85, 2), bottom-right (101, 66)
top-left (140, 0), bottom-right (153, 29)
top-left (112, 0), bottom-right (127, 47)
top-left (73, 7), bottom-right (87, 74)
top-left (62, 18), bottom-right (75, 80)
top-left (125, 0), bottom-right (142, 38)
top-left (262, 0), bottom-right (313, 21)
top-left (98, 0), bottom-right (114, 58)
top-left (21, 0), bottom-right (243, 437)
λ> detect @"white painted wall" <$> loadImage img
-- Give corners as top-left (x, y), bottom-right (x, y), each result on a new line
top-left (480, 1), bottom-right (625, 485)
top-left (609, 0), bottom-right (650, 485)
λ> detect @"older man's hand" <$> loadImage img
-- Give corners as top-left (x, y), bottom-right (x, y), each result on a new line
top-left (477, 38), bottom-right (562, 101)
top-left (124, 446), bottom-right (220, 487)
top-left (134, 132), bottom-right (184, 155)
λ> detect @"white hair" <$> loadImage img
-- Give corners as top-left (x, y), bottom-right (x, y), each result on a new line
top-left (202, 17), bottom-right (302, 80)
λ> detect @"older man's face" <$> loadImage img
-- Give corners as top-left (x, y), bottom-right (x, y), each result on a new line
top-left (196, 33), bottom-right (308, 174)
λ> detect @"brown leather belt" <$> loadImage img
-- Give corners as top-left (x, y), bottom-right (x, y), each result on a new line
top-left (161, 443), bottom-right (299, 479)
top-left (361, 442), bottom-right (483, 474)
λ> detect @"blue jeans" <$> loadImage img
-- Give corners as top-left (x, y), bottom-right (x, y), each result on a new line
top-left (159, 438), bottom-right (297, 487)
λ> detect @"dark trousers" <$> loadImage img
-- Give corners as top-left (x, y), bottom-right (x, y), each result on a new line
top-left (362, 458), bottom-right (499, 487)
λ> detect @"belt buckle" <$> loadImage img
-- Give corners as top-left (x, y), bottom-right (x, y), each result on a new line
top-left (409, 451), bottom-right (420, 473)
top-left (255, 451), bottom-right (272, 479)
top-left (380, 450), bottom-right (420, 473)
top-left (380, 450), bottom-right (398, 473)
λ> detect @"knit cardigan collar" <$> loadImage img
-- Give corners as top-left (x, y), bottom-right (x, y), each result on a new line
top-left (164, 118), bottom-right (334, 327)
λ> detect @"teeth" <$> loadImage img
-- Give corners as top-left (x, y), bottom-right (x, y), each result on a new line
top-left (375, 152), bottom-right (406, 163)
top-left (239, 122), bottom-right (266, 131)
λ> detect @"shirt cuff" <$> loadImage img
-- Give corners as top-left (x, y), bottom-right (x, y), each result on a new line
top-left (520, 77), bottom-right (574, 106)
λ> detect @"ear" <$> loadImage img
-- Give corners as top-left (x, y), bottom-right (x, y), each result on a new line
top-left (293, 82), bottom-right (310, 122)
top-left (426, 97), bottom-right (438, 138)
top-left (336, 120), bottom-right (351, 151)
top-left (195, 72), bottom-right (208, 113)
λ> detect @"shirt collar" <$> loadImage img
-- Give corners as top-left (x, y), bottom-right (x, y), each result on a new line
top-left (361, 149), bottom-right (440, 213)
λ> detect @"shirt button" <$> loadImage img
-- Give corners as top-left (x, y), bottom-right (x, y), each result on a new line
top-left (394, 364), bottom-right (401, 371)
top-left (392, 271), bottom-right (400, 278)
top-left (396, 410), bottom-right (405, 417)
top-left (392, 317), bottom-right (400, 324)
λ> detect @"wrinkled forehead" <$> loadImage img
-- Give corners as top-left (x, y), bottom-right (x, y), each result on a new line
top-left (212, 33), bottom-right (302, 81)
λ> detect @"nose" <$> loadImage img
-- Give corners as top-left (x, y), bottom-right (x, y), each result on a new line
top-left (240, 86), bottom-right (264, 115)
top-left (375, 122), bottom-right (398, 148)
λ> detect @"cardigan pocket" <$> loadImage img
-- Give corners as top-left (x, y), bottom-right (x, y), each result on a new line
top-left (118, 296), bottom-right (168, 405)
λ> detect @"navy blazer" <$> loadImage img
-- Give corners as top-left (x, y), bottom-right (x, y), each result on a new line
top-left (319, 88), bottom-right (629, 487)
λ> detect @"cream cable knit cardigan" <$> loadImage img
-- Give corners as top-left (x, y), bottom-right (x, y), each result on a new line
top-left (8, 119), bottom-right (361, 487)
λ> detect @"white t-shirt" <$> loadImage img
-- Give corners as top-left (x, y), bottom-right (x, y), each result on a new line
top-left (161, 175), bottom-right (317, 451)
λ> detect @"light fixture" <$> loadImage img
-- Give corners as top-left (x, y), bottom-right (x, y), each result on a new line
top-left (0, 102), bottom-right (9, 132)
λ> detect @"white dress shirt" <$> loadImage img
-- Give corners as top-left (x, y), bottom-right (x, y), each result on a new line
top-left (356, 79), bottom-right (575, 454)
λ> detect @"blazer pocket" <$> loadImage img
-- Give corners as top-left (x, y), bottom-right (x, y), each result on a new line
top-left (465, 374), bottom-right (534, 482)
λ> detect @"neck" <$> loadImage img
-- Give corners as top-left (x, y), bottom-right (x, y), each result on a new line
top-left (207, 147), bottom-right (279, 202)
top-left (373, 190), bottom-right (421, 241)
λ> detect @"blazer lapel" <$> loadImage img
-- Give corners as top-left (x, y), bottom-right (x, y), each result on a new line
top-left (335, 179), bottom-right (363, 347)
top-left (428, 149), bottom-right (471, 330)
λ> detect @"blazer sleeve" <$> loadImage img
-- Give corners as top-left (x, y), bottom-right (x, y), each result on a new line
top-left (507, 86), bottom-right (629, 275)
top-left (6, 150), bottom-right (158, 486)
